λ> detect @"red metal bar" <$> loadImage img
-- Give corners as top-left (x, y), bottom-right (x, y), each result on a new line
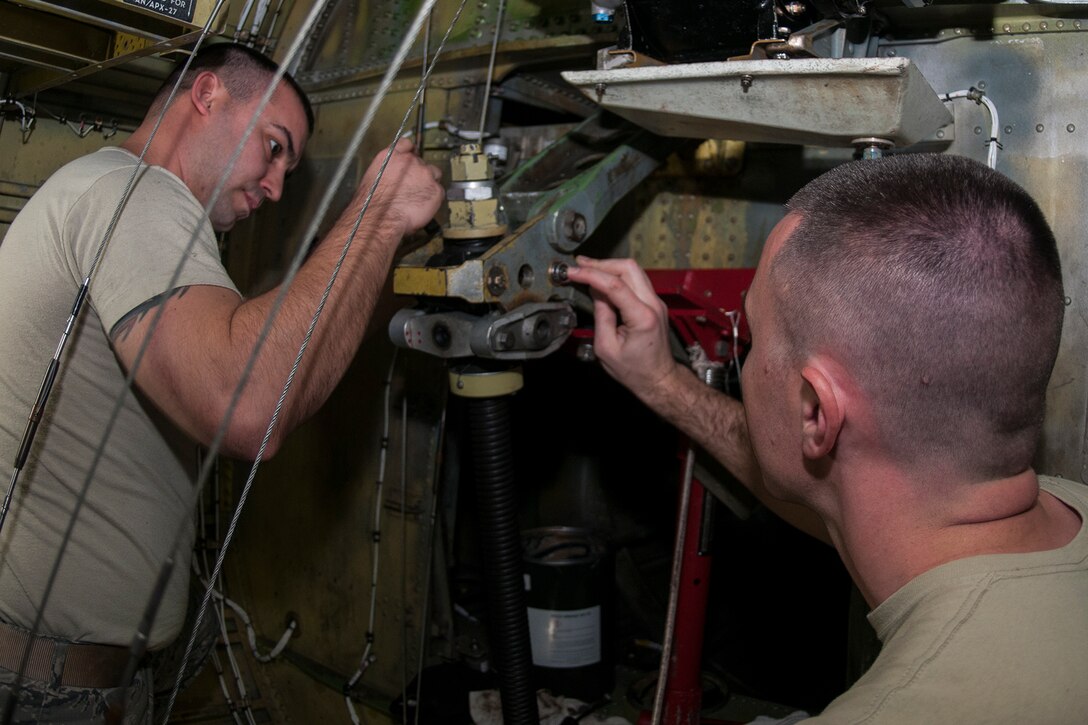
top-left (566, 266), bottom-right (755, 723)
top-left (641, 268), bottom-right (755, 725)
top-left (660, 479), bottom-right (714, 724)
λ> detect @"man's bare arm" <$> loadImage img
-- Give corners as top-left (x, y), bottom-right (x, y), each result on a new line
top-left (566, 257), bottom-right (828, 543)
top-left (110, 142), bottom-right (443, 460)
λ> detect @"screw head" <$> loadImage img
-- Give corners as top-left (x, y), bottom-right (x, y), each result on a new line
top-left (486, 266), bottom-right (508, 295)
top-left (563, 211), bottom-right (588, 242)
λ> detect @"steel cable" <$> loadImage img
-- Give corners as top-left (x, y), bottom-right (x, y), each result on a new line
top-left (0, 2), bottom-right (233, 719)
top-left (162, 1), bottom-right (469, 720)
top-left (7, 0), bottom-right (339, 717)
top-left (5, 0), bottom-right (470, 718)
top-left (476, 0), bottom-right (506, 139)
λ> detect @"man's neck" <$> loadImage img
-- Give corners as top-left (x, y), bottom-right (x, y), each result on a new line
top-left (121, 129), bottom-right (161, 166)
top-left (120, 120), bottom-right (185, 175)
top-left (829, 467), bottom-right (1082, 608)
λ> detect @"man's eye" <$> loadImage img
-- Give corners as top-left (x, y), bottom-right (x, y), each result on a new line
top-left (269, 138), bottom-right (283, 157)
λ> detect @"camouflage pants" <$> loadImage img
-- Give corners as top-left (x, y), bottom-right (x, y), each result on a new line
top-left (0, 664), bottom-right (151, 725)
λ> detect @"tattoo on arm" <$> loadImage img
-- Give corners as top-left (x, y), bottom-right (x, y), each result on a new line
top-left (110, 286), bottom-right (192, 343)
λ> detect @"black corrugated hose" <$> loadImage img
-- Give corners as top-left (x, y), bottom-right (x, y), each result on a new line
top-left (468, 396), bottom-right (536, 724)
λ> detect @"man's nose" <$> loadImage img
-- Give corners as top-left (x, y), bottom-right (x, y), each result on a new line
top-left (261, 167), bottom-right (285, 203)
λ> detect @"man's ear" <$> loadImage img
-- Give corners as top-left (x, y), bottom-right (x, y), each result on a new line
top-left (800, 363), bottom-right (844, 460)
top-left (189, 71), bottom-right (223, 117)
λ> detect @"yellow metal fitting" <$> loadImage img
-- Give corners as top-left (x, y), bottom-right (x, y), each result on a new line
top-left (448, 366), bottom-right (524, 398)
top-left (444, 143), bottom-right (508, 240)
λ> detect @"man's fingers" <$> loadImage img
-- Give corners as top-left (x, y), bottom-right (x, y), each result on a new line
top-left (589, 289), bottom-right (618, 340)
top-left (574, 256), bottom-right (658, 305)
top-left (567, 265), bottom-right (637, 310)
top-left (567, 264), bottom-right (659, 330)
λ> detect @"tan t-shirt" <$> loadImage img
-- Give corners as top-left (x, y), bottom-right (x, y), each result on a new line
top-left (803, 476), bottom-right (1088, 724)
top-left (0, 147), bottom-right (238, 648)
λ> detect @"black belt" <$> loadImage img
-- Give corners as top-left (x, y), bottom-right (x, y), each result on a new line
top-left (0, 620), bottom-right (132, 689)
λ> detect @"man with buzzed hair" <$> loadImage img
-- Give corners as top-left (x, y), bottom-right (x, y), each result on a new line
top-left (568, 153), bottom-right (1088, 723)
top-left (0, 41), bottom-right (442, 722)
top-left (145, 42), bottom-right (316, 134)
top-left (778, 155), bottom-right (1063, 481)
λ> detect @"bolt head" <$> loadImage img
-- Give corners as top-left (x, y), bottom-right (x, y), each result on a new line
top-left (563, 211), bottom-right (588, 242)
top-left (486, 266), bottom-right (508, 295)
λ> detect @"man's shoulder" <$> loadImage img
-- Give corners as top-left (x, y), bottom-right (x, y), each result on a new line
top-left (29, 148), bottom-right (138, 209)
top-left (44, 147), bottom-right (191, 203)
top-left (49, 146), bottom-right (135, 182)
top-left (1039, 474), bottom-right (1088, 508)
top-left (35, 148), bottom-right (205, 236)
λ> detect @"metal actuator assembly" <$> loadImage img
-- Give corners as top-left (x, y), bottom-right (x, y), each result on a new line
top-left (390, 116), bottom-right (665, 361)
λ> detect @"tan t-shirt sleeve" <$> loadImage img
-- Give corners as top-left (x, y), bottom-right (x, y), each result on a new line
top-left (64, 160), bottom-right (240, 333)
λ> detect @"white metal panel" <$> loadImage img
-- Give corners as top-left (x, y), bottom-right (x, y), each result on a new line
top-left (562, 58), bottom-right (953, 147)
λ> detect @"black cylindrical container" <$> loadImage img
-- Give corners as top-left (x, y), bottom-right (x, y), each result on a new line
top-left (522, 527), bottom-right (612, 702)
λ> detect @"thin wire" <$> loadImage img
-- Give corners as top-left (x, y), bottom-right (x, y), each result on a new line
top-left (650, 340), bottom-right (721, 723)
top-left (207, 647), bottom-right (244, 725)
top-left (192, 557), bottom-right (256, 723)
top-left (0, 0), bottom-right (229, 537)
top-left (343, 350), bottom-right (396, 696)
top-left (33, 103), bottom-right (130, 136)
top-left (346, 350), bottom-right (398, 723)
top-left (199, 467), bottom-right (253, 723)
top-left (649, 446), bottom-right (696, 725)
top-left (13, 0), bottom-right (333, 711)
top-left (415, 9), bottom-right (432, 148)
top-left (163, 0), bottom-right (465, 718)
top-left (7, 0), bottom-right (458, 715)
top-left (412, 392), bottom-right (447, 725)
top-left (728, 309), bottom-right (742, 381)
top-left (0, 2), bottom-right (231, 718)
top-left (400, 393), bottom-right (410, 725)
top-left (940, 88), bottom-right (1000, 169)
top-left (476, 0), bottom-right (506, 139)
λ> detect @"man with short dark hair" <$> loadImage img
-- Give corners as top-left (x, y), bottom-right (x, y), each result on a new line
top-left (0, 42), bottom-right (442, 722)
top-left (568, 153), bottom-right (1088, 723)
top-left (146, 42), bottom-right (317, 134)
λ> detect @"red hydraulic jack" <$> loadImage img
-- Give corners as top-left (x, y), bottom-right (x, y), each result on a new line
top-left (637, 268), bottom-right (756, 725)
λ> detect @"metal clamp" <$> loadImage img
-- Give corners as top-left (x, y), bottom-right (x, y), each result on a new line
top-left (389, 302), bottom-right (576, 360)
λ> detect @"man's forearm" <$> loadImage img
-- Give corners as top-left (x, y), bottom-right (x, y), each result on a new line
top-left (637, 361), bottom-right (762, 489)
top-left (226, 210), bottom-right (403, 448)
top-left (637, 361), bottom-right (829, 543)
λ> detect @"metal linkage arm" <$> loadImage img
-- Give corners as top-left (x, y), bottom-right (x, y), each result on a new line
top-left (393, 114), bottom-right (668, 313)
